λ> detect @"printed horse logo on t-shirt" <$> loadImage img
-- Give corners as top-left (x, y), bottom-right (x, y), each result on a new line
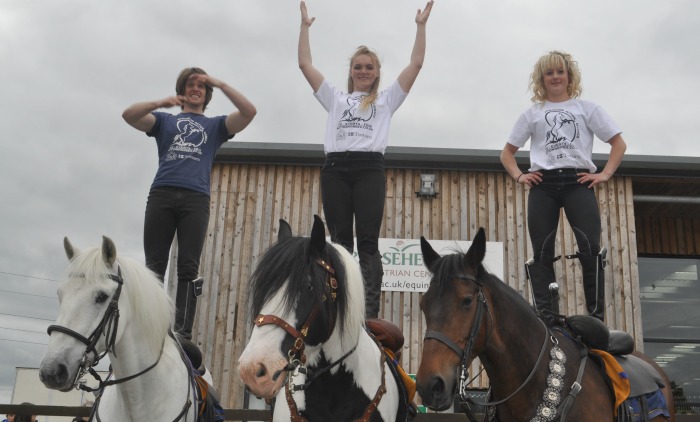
top-left (339, 94), bottom-right (376, 123)
top-left (173, 117), bottom-right (208, 148)
top-left (544, 110), bottom-right (578, 145)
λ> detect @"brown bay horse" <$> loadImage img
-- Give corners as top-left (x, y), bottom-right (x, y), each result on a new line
top-left (415, 228), bottom-right (675, 421)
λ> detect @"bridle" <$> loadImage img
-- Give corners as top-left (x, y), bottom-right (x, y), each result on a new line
top-left (254, 257), bottom-right (386, 422)
top-left (47, 266), bottom-right (125, 389)
top-left (47, 265), bottom-right (194, 422)
top-left (423, 273), bottom-right (550, 408)
top-left (256, 259), bottom-right (339, 372)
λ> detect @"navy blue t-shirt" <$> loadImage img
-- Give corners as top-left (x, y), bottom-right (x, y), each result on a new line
top-left (147, 111), bottom-right (233, 195)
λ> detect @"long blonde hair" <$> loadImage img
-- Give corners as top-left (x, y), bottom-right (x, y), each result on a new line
top-left (347, 46), bottom-right (381, 110)
top-left (529, 51), bottom-right (582, 103)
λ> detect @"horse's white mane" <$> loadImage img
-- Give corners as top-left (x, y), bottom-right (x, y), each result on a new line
top-left (64, 246), bottom-right (173, 354)
top-left (329, 243), bottom-right (366, 349)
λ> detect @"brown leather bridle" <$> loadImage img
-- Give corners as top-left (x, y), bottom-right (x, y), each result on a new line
top-left (254, 257), bottom-right (387, 422)
top-left (255, 258), bottom-right (338, 365)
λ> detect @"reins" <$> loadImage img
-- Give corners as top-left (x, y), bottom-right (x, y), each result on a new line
top-left (255, 256), bottom-right (386, 421)
top-left (47, 264), bottom-right (194, 422)
top-left (47, 267), bottom-right (125, 389)
top-left (423, 274), bottom-right (551, 409)
top-left (424, 272), bottom-right (590, 421)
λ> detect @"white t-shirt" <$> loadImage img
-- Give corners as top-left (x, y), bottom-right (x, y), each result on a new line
top-left (314, 79), bottom-right (408, 154)
top-left (507, 99), bottom-right (622, 172)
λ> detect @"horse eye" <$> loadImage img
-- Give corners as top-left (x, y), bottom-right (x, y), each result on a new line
top-left (461, 296), bottom-right (474, 308)
top-left (95, 292), bottom-right (109, 304)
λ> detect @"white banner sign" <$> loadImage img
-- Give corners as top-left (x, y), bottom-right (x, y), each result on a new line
top-left (350, 238), bottom-right (504, 293)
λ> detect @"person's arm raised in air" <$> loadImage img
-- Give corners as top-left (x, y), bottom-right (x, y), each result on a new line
top-left (397, 1), bottom-right (434, 93)
top-left (298, 1), bottom-right (325, 92)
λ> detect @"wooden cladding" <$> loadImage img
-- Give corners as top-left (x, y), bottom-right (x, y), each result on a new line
top-left (176, 163), bottom-right (642, 408)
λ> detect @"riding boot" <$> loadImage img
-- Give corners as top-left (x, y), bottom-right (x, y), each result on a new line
top-left (526, 260), bottom-right (557, 318)
top-left (175, 277), bottom-right (201, 341)
top-left (359, 251), bottom-right (383, 319)
top-left (580, 255), bottom-right (605, 322)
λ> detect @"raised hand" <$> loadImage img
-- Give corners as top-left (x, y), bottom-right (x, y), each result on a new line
top-left (416, 0), bottom-right (434, 25)
top-left (300, 1), bottom-right (316, 27)
top-left (160, 96), bottom-right (183, 108)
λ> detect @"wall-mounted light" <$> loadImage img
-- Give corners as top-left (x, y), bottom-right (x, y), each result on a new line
top-left (416, 173), bottom-right (438, 198)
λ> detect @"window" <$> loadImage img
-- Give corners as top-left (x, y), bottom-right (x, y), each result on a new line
top-left (639, 256), bottom-right (700, 412)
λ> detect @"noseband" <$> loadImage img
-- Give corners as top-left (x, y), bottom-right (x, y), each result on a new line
top-left (47, 267), bottom-right (124, 388)
top-left (47, 265), bottom-right (193, 422)
top-left (255, 257), bottom-right (388, 422)
top-left (255, 258), bottom-right (339, 377)
top-left (423, 273), bottom-right (552, 410)
top-left (423, 274), bottom-right (490, 400)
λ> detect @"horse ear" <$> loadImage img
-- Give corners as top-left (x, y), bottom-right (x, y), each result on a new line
top-left (310, 215), bottom-right (326, 253)
top-left (64, 237), bottom-right (78, 261)
top-left (420, 236), bottom-right (440, 271)
top-left (278, 219), bottom-right (293, 241)
top-left (101, 236), bottom-right (117, 268)
top-left (464, 228), bottom-right (486, 267)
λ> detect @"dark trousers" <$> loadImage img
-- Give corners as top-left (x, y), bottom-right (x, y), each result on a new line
top-left (321, 152), bottom-right (386, 318)
top-left (143, 186), bottom-right (210, 285)
top-left (527, 168), bottom-right (605, 320)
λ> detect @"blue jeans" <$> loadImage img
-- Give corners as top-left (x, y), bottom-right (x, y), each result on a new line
top-left (321, 152), bottom-right (386, 318)
top-left (143, 186), bottom-right (210, 285)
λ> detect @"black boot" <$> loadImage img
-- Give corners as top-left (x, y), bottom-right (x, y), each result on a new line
top-left (359, 251), bottom-right (383, 319)
top-left (175, 277), bottom-right (201, 340)
top-left (526, 260), bottom-right (557, 319)
top-left (580, 255), bottom-right (605, 322)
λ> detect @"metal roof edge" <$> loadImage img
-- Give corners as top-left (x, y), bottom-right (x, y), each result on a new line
top-left (216, 142), bottom-right (700, 178)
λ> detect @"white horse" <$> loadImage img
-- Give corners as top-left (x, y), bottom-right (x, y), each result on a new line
top-left (238, 216), bottom-right (405, 422)
top-left (39, 236), bottom-right (197, 421)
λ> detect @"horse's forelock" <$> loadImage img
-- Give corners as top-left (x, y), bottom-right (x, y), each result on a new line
top-left (62, 246), bottom-right (171, 354)
top-left (249, 237), bottom-right (363, 348)
top-left (250, 237), bottom-right (310, 318)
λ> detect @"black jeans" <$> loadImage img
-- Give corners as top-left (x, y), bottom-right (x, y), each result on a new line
top-left (321, 152), bottom-right (386, 318)
top-left (143, 186), bottom-right (210, 285)
top-left (527, 168), bottom-right (604, 318)
top-left (528, 168), bottom-right (601, 262)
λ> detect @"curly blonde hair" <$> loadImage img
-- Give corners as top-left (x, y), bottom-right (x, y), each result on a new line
top-left (529, 51), bottom-right (582, 103)
top-left (347, 46), bottom-right (381, 111)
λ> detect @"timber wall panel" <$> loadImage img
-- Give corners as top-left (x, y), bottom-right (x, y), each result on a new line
top-left (636, 215), bottom-right (700, 257)
top-left (170, 164), bottom-right (641, 405)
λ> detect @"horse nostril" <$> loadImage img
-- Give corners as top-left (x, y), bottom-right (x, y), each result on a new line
top-left (255, 363), bottom-right (267, 378)
top-left (430, 376), bottom-right (445, 396)
top-left (57, 363), bottom-right (69, 384)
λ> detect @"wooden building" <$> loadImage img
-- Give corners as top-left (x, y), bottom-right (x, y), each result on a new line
top-left (170, 143), bottom-right (700, 410)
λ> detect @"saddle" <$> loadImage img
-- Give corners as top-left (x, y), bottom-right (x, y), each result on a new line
top-left (366, 318), bottom-right (405, 357)
top-left (562, 315), bottom-right (670, 421)
top-left (177, 337), bottom-right (225, 422)
top-left (366, 318), bottom-right (417, 421)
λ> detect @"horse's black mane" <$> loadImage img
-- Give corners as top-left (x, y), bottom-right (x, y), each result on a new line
top-left (249, 235), bottom-right (349, 333)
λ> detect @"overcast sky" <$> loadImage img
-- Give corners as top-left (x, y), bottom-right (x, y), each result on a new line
top-left (1, 0), bottom-right (698, 406)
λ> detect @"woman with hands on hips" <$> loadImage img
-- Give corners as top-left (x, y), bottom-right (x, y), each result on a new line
top-left (500, 51), bottom-right (626, 323)
top-left (298, 1), bottom-right (434, 319)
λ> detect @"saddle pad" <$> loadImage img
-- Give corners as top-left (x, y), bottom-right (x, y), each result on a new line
top-left (590, 349), bottom-right (631, 412)
top-left (614, 354), bottom-right (665, 397)
top-left (385, 348), bottom-right (416, 402)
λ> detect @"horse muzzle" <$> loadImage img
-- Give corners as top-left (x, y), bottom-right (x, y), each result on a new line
top-left (238, 359), bottom-right (288, 399)
top-left (416, 373), bottom-right (456, 412)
